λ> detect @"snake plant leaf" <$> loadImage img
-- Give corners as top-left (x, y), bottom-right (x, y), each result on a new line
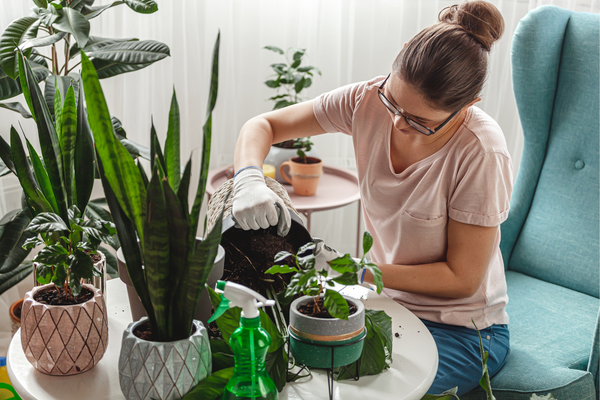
top-left (0, 61), bottom-right (49, 103)
top-left (19, 32), bottom-right (68, 52)
top-left (161, 177), bottom-right (188, 335)
top-left (25, 139), bottom-right (59, 213)
top-left (10, 127), bottom-right (53, 215)
top-left (70, 37), bottom-right (138, 60)
top-left (97, 155), bottom-right (156, 329)
top-left (189, 32), bottom-right (219, 245)
top-left (60, 85), bottom-right (77, 207)
top-left (19, 53), bottom-right (68, 222)
top-left (0, 102), bottom-right (32, 119)
top-left (324, 289), bottom-right (349, 320)
top-left (0, 134), bottom-right (16, 175)
top-left (144, 166), bottom-right (170, 341)
top-left (90, 58), bottom-right (153, 79)
top-left (52, 7), bottom-right (90, 48)
top-left (176, 158), bottom-right (192, 218)
top-left (0, 260), bottom-right (33, 296)
top-left (86, 40), bottom-right (169, 65)
top-left (44, 75), bottom-right (79, 119)
top-left (0, 210), bottom-right (34, 275)
top-left (123, 0), bottom-right (158, 14)
top-left (54, 85), bottom-right (62, 140)
top-left (176, 196), bottom-right (226, 338)
top-left (150, 122), bottom-right (167, 178)
top-left (80, 1), bottom-right (124, 20)
top-left (165, 89), bottom-right (180, 192)
top-left (0, 160), bottom-right (11, 178)
top-left (0, 16), bottom-right (39, 79)
top-left (136, 159), bottom-right (149, 188)
top-left (74, 78), bottom-right (95, 212)
top-left (81, 51), bottom-right (146, 242)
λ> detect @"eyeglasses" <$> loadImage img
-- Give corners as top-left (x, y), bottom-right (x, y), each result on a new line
top-left (378, 73), bottom-right (458, 136)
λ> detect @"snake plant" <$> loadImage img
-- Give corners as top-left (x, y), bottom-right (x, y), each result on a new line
top-left (82, 32), bottom-right (223, 342)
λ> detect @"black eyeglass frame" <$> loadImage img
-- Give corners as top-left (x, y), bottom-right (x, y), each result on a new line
top-left (378, 73), bottom-right (459, 136)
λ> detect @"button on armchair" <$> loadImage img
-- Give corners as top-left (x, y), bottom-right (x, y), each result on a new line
top-left (463, 5), bottom-right (599, 400)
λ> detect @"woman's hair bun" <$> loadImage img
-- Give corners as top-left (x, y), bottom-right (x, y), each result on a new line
top-left (439, 1), bottom-right (504, 51)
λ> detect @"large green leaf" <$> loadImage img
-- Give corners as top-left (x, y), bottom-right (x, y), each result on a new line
top-left (323, 289), bottom-right (349, 320)
top-left (180, 367), bottom-right (233, 400)
top-left (43, 75), bottom-right (79, 118)
top-left (144, 167), bottom-right (170, 341)
top-left (0, 62), bottom-right (49, 102)
top-left (0, 102), bottom-right (32, 118)
top-left (25, 139), bottom-right (59, 214)
top-left (90, 58), bottom-right (152, 79)
top-left (52, 7), bottom-right (90, 48)
top-left (189, 32), bottom-right (219, 245)
top-left (28, 212), bottom-right (69, 233)
top-left (54, 85), bottom-right (62, 140)
top-left (19, 53), bottom-right (68, 222)
top-left (0, 261), bottom-right (33, 296)
top-left (80, 1), bottom-right (124, 20)
top-left (10, 127), bottom-right (53, 215)
top-left (176, 158), bottom-right (192, 218)
top-left (81, 51), bottom-right (146, 242)
top-left (99, 245), bottom-right (119, 278)
top-left (165, 89), bottom-right (180, 192)
top-left (74, 78), bottom-right (95, 212)
top-left (87, 40), bottom-right (169, 65)
top-left (0, 160), bottom-right (11, 178)
top-left (207, 286), bottom-right (242, 344)
top-left (19, 32), bottom-right (67, 51)
top-left (60, 86), bottom-right (77, 207)
top-left (70, 0), bottom-right (96, 12)
top-left (69, 36), bottom-right (138, 59)
top-left (0, 17), bottom-right (40, 79)
top-left (123, 0), bottom-right (158, 14)
top-left (0, 210), bottom-right (34, 276)
top-left (0, 134), bottom-right (16, 176)
top-left (265, 343), bottom-right (288, 392)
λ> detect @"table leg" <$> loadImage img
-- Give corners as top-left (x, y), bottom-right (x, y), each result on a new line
top-left (302, 210), bottom-right (312, 232)
top-left (356, 200), bottom-right (362, 257)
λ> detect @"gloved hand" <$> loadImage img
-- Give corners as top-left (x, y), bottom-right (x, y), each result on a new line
top-left (313, 238), bottom-right (343, 275)
top-left (232, 167), bottom-right (291, 236)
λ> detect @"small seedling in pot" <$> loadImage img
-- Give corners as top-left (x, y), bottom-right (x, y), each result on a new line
top-left (265, 231), bottom-right (383, 320)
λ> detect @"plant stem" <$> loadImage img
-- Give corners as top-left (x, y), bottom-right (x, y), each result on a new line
top-left (67, 61), bottom-right (81, 74)
top-left (63, 35), bottom-right (70, 76)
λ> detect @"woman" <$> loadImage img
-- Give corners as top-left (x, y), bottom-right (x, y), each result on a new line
top-left (231, 1), bottom-right (511, 395)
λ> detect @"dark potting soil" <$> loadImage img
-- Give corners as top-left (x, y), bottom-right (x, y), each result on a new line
top-left (89, 252), bottom-right (102, 264)
top-left (221, 225), bottom-right (296, 295)
top-left (33, 286), bottom-right (94, 305)
top-left (133, 321), bottom-right (198, 342)
top-left (291, 156), bottom-right (320, 165)
top-left (298, 298), bottom-right (358, 319)
top-left (14, 304), bottom-right (21, 319)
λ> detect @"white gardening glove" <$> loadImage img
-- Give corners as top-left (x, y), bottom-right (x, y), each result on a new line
top-left (313, 238), bottom-right (344, 276)
top-left (232, 168), bottom-right (291, 236)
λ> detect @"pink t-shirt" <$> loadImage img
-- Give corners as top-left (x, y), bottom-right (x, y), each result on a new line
top-left (313, 76), bottom-right (513, 329)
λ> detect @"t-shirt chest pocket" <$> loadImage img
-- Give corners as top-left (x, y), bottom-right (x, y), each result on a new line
top-left (398, 209), bottom-right (448, 264)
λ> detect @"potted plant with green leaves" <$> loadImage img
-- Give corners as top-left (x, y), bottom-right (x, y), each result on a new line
top-left (265, 232), bottom-right (384, 369)
top-left (0, 0), bottom-right (167, 330)
top-left (0, 51), bottom-right (119, 335)
top-left (262, 46), bottom-right (322, 183)
top-left (19, 203), bottom-right (113, 375)
top-left (279, 135), bottom-right (323, 196)
top-left (81, 31), bottom-right (223, 400)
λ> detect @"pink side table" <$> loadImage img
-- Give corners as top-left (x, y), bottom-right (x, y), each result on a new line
top-left (206, 164), bottom-right (362, 255)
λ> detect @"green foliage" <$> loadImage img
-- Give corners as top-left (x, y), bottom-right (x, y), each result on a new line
top-left (0, 0), bottom-right (167, 109)
top-left (81, 32), bottom-right (222, 342)
top-left (266, 231), bottom-right (384, 320)
top-left (473, 319), bottom-right (495, 400)
top-left (26, 205), bottom-right (114, 297)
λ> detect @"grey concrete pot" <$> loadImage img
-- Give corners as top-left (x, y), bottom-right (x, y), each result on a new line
top-left (117, 243), bottom-right (225, 328)
top-left (289, 295), bottom-right (366, 368)
top-left (118, 317), bottom-right (211, 400)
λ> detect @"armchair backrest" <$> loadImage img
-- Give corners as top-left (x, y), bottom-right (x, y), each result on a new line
top-left (500, 6), bottom-right (599, 298)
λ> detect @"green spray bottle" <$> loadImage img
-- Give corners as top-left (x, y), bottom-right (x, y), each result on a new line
top-left (209, 281), bottom-right (279, 400)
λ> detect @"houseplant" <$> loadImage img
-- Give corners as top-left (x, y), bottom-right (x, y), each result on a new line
top-left (18, 204), bottom-right (112, 375)
top-left (0, 0), bottom-right (167, 318)
top-left (263, 46), bottom-right (321, 183)
top-left (266, 232), bottom-right (386, 370)
top-left (81, 30), bottom-right (222, 399)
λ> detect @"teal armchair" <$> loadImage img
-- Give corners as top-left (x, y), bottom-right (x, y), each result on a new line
top-left (463, 6), bottom-right (599, 400)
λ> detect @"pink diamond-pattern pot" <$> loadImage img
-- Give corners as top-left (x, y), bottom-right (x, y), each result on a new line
top-left (20, 283), bottom-right (109, 375)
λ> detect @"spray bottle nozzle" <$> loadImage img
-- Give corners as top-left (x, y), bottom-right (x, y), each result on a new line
top-left (208, 281), bottom-right (275, 323)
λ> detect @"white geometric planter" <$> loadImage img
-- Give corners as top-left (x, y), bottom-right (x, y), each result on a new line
top-left (118, 317), bottom-right (212, 400)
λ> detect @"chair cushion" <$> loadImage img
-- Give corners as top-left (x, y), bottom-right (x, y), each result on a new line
top-left (508, 10), bottom-right (600, 298)
top-left (462, 271), bottom-right (598, 399)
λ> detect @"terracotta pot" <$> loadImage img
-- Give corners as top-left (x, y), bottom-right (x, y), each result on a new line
top-left (118, 317), bottom-right (211, 400)
top-left (32, 250), bottom-right (107, 300)
top-left (288, 295), bottom-right (366, 368)
top-left (20, 283), bottom-right (109, 375)
top-left (9, 298), bottom-right (24, 338)
top-left (265, 144), bottom-right (319, 184)
top-left (280, 157), bottom-right (323, 196)
top-left (117, 242), bottom-right (225, 328)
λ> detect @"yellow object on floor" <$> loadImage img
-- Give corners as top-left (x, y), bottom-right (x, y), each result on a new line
top-left (0, 358), bottom-right (21, 400)
top-left (262, 164), bottom-right (276, 179)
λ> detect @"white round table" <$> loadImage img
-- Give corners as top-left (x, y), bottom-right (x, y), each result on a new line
top-left (7, 280), bottom-right (438, 400)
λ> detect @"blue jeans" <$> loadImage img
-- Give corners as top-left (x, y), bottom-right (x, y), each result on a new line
top-left (422, 320), bottom-right (510, 397)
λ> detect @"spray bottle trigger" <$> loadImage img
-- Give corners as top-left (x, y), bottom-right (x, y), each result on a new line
top-left (208, 295), bottom-right (230, 323)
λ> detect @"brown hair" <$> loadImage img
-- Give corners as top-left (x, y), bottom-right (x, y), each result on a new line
top-left (392, 1), bottom-right (504, 112)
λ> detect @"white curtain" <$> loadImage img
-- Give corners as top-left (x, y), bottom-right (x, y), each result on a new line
top-left (1, 0), bottom-right (598, 255)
